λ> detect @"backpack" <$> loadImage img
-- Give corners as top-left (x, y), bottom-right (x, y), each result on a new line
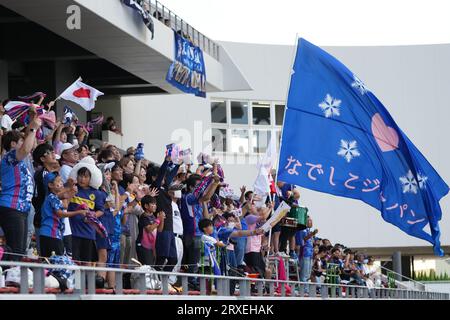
top-left (47, 255), bottom-right (76, 291)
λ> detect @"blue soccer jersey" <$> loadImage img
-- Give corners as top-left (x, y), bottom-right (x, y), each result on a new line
top-left (0, 150), bottom-right (34, 213)
top-left (40, 193), bottom-right (65, 239)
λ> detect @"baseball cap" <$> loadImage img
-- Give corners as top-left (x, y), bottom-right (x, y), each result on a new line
top-left (60, 142), bottom-right (78, 154)
top-left (43, 172), bottom-right (59, 194)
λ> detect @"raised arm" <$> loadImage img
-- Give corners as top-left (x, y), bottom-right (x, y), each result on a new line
top-left (303, 228), bottom-right (318, 241)
top-left (77, 126), bottom-right (88, 145)
top-left (199, 167), bottom-right (221, 202)
top-left (134, 159), bottom-right (142, 176)
top-left (239, 186), bottom-right (246, 205)
top-left (165, 161), bottom-right (180, 187)
top-left (17, 112), bottom-right (41, 161)
top-left (201, 201), bottom-right (213, 219)
top-left (153, 156), bottom-right (170, 188)
top-left (53, 123), bottom-right (64, 145)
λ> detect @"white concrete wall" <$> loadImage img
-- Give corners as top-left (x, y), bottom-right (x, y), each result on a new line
top-left (120, 94), bottom-right (211, 164)
top-left (423, 282), bottom-right (450, 295)
top-left (120, 41), bottom-right (450, 250)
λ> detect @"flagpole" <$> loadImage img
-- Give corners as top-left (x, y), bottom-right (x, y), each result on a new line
top-left (263, 34), bottom-right (299, 260)
top-left (54, 76), bottom-right (83, 101)
top-left (274, 34), bottom-right (300, 188)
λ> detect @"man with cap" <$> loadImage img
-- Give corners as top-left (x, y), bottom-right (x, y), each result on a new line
top-left (59, 142), bottom-right (79, 183)
top-left (58, 142), bottom-right (79, 256)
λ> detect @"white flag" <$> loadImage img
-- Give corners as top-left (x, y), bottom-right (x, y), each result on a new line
top-left (59, 78), bottom-right (104, 111)
top-left (261, 201), bottom-right (291, 232)
top-left (253, 136), bottom-right (277, 197)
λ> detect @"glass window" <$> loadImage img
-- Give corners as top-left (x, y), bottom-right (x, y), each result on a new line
top-left (252, 102), bottom-right (271, 125)
top-left (211, 101), bottom-right (227, 124)
top-left (231, 129), bottom-right (249, 153)
top-left (231, 101), bottom-right (248, 124)
top-left (276, 130), bottom-right (282, 150)
top-left (275, 104), bottom-right (285, 126)
top-left (211, 128), bottom-right (227, 152)
top-left (252, 130), bottom-right (272, 154)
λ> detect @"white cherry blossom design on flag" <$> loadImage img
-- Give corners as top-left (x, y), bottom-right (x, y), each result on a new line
top-left (351, 74), bottom-right (369, 95)
top-left (417, 172), bottom-right (428, 190)
top-left (318, 94), bottom-right (341, 118)
top-left (399, 170), bottom-right (418, 194)
top-left (337, 139), bottom-right (361, 163)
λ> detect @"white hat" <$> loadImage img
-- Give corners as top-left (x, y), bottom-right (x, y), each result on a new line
top-left (60, 142), bottom-right (78, 155)
top-left (69, 156), bottom-right (102, 189)
top-left (98, 161), bottom-right (115, 173)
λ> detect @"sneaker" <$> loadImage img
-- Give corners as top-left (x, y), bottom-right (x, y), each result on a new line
top-left (171, 284), bottom-right (183, 293)
top-left (279, 251), bottom-right (290, 258)
top-left (289, 251), bottom-right (299, 260)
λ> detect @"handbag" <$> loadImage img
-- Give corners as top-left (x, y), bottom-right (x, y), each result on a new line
top-left (130, 265), bottom-right (161, 290)
top-left (5, 267), bottom-right (33, 288)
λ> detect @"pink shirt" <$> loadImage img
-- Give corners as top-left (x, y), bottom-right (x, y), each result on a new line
top-left (141, 229), bottom-right (157, 250)
top-left (245, 214), bottom-right (262, 253)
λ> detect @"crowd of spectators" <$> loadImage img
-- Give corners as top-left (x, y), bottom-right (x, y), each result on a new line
top-left (0, 97), bottom-right (386, 293)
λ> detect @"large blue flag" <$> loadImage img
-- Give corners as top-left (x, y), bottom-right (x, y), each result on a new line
top-left (278, 39), bottom-right (449, 255)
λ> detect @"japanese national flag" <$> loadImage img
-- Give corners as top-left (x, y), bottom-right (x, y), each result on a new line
top-left (59, 77), bottom-right (104, 111)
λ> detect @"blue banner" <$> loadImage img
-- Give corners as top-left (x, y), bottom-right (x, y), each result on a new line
top-left (278, 38), bottom-right (449, 255)
top-left (166, 31), bottom-right (206, 98)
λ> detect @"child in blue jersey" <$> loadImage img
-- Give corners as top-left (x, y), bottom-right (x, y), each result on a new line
top-left (198, 218), bottom-right (263, 276)
top-left (96, 162), bottom-right (118, 286)
top-left (40, 172), bottom-right (87, 257)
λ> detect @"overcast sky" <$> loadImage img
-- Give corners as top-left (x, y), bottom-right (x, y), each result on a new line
top-left (160, 0), bottom-right (450, 46)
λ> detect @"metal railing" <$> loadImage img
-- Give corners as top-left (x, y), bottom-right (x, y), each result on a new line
top-left (144, 0), bottom-right (220, 61)
top-left (0, 261), bottom-right (448, 300)
top-left (378, 264), bottom-right (426, 291)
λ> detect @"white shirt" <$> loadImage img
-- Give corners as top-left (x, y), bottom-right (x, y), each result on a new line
top-left (0, 114), bottom-right (13, 131)
top-left (172, 201), bottom-right (183, 235)
top-left (63, 217), bottom-right (72, 236)
top-left (59, 164), bottom-right (74, 236)
top-left (59, 164), bottom-right (73, 184)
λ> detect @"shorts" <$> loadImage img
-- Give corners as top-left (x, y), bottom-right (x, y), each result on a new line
top-left (244, 252), bottom-right (266, 278)
top-left (96, 233), bottom-right (111, 250)
top-left (136, 243), bottom-right (155, 266)
top-left (71, 236), bottom-right (97, 263)
top-left (272, 221), bottom-right (282, 233)
top-left (107, 241), bottom-right (121, 267)
top-left (39, 235), bottom-right (64, 257)
top-left (155, 230), bottom-right (177, 259)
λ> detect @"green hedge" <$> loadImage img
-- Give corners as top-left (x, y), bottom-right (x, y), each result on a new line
top-left (414, 270), bottom-right (450, 281)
